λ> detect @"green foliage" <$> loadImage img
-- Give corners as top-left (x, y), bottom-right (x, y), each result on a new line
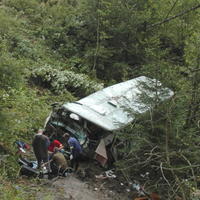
top-left (35, 1), bottom-right (83, 57)
top-left (78, 0), bottom-right (152, 80)
top-left (0, 84), bottom-right (75, 179)
top-left (0, 9), bottom-right (20, 36)
top-left (1, 86), bottom-right (74, 138)
top-left (184, 25), bottom-right (200, 70)
top-left (0, 183), bottom-right (25, 200)
top-left (0, 52), bottom-right (22, 89)
top-left (4, 0), bottom-right (40, 16)
top-left (30, 64), bottom-right (104, 97)
top-left (0, 0), bottom-right (199, 199)
top-left (13, 38), bottom-right (38, 60)
top-left (116, 100), bottom-right (199, 199)
top-left (0, 175), bottom-right (36, 200)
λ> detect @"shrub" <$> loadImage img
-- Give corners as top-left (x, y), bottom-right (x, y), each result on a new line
top-left (30, 64), bottom-right (104, 97)
top-left (4, 0), bottom-right (40, 16)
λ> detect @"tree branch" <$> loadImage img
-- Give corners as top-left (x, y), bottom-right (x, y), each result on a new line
top-left (165, 0), bottom-right (179, 19)
top-left (148, 4), bottom-right (200, 29)
top-left (152, 164), bottom-right (200, 171)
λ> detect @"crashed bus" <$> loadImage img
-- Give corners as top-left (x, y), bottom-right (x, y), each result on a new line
top-left (44, 76), bottom-right (174, 166)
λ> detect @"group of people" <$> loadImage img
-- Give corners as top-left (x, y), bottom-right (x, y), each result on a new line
top-left (32, 129), bottom-right (83, 176)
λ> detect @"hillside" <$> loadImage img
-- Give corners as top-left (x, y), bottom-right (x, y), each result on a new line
top-left (0, 0), bottom-right (200, 199)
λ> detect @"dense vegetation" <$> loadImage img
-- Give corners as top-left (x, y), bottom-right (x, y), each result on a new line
top-left (0, 0), bottom-right (200, 199)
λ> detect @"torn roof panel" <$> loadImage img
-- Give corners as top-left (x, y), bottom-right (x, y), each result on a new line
top-left (63, 76), bottom-right (174, 131)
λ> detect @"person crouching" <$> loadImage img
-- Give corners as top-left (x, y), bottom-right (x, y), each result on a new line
top-left (50, 147), bottom-right (68, 176)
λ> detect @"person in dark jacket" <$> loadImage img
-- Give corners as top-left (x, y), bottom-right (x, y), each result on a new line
top-left (63, 133), bottom-right (83, 172)
top-left (32, 129), bottom-right (50, 172)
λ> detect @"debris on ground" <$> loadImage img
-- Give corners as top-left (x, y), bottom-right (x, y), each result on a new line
top-left (192, 189), bottom-right (200, 199)
top-left (95, 169), bottom-right (117, 180)
top-left (131, 181), bottom-right (145, 196)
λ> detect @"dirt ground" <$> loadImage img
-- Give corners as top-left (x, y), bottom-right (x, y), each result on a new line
top-left (35, 174), bottom-right (125, 200)
top-left (16, 147), bottom-right (135, 199)
top-left (32, 161), bottom-right (131, 200)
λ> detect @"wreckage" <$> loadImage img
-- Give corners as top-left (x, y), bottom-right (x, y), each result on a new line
top-left (44, 76), bottom-right (174, 166)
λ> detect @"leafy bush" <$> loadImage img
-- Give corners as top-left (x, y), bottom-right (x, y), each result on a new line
top-left (4, 0), bottom-right (40, 16)
top-left (0, 9), bottom-right (20, 37)
top-left (30, 65), bottom-right (104, 97)
top-left (12, 38), bottom-right (40, 60)
top-left (0, 54), bottom-right (22, 89)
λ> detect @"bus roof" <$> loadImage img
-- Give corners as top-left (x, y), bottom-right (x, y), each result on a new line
top-left (63, 76), bottom-right (174, 131)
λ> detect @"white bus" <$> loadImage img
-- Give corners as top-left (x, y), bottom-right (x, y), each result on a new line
top-left (44, 76), bottom-right (174, 166)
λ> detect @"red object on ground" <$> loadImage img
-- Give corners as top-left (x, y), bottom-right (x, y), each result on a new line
top-left (24, 144), bottom-right (30, 150)
top-left (134, 192), bottom-right (160, 200)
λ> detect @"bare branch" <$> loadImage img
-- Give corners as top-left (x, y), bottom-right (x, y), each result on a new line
top-left (180, 153), bottom-right (197, 189)
top-left (153, 164), bottom-right (200, 171)
top-left (160, 162), bottom-right (171, 187)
